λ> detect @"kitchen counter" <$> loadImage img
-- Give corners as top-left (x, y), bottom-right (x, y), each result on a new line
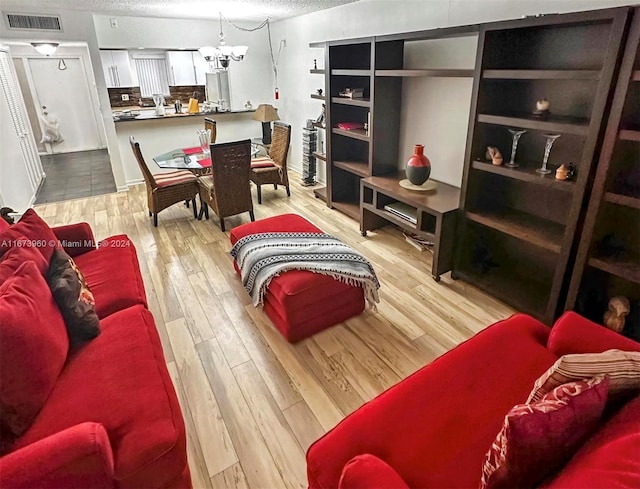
top-left (113, 107), bottom-right (255, 123)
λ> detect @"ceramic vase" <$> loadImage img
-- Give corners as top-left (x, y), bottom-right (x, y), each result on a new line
top-left (406, 144), bottom-right (431, 185)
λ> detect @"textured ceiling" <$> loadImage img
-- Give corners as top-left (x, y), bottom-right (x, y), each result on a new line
top-left (0, 0), bottom-right (359, 21)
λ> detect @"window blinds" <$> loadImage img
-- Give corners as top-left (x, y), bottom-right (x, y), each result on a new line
top-left (134, 58), bottom-right (170, 98)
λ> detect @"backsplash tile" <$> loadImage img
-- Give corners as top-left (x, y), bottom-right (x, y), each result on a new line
top-left (108, 85), bottom-right (205, 108)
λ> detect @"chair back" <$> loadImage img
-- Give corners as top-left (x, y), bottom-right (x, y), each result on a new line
top-left (129, 136), bottom-right (157, 189)
top-left (209, 139), bottom-right (253, 216)
top-left (204, 118), bottom-right (217, 143)
top-left (268, 122), bottom-right (291, 170)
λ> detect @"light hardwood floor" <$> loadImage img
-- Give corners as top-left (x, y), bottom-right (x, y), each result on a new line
top-left (36, 175), bottom-right (515, 488)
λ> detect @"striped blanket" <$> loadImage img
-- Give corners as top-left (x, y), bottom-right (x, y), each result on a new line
top-left (230, 232), bottom-right (380, 309)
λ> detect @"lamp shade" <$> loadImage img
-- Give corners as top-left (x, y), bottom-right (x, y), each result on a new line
top-left (32, 43), bottom-right (59, 55)
top-left (252, 104), bottom-right (279, 122)
top-left (198, 46), bottom-right (219, 60)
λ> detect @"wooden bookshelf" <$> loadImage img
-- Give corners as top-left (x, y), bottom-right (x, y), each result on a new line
top-left (310, 93), bottom-right (325, 100)
top-left (332, 200), bottom-right (360, 220)
top-left (589, 252), bottom-right (640, 284)
top-left (334, 160), bottom-right (369, 177)
top-left (331, 97), bottom-right (371, 107)
top-left (332, 127), bottom-right (370, 142)
top-left (310, 69), bottom-right (325, 75)
top-left (313, 186), bottom-right (327, 202)
top-left (482, 69), bottom-right (601, 80)
top-left (312, 151), bottom-right (327, 161)
top-left (375, 69), bottom-right (474, 78)
top-left (477, 113), bottom-right (590, 136)
top-left (471, 160), bottom-right (575, 192)
top-left (619, 129), bottom-right (640, 141)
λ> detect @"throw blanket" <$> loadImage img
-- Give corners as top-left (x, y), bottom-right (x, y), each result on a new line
top-left (230, 232), bottom-right (380, 309)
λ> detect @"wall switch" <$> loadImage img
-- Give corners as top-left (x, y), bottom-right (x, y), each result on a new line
top-left (110, 18), bottom-right (118, 28)
top-left (121, 94), bottom-right (129, 101)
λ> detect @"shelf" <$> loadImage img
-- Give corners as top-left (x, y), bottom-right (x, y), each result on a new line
top-left (334, 160), bottom-right (369, 177)
top-left (332, 127), bottom-right (370, 142)
top-left (310, 94), bottom-right (326, 100)
top-left (465, 208), bottom-right (565, 253)
top-left (604, 192), bottom-right (640, 210)
top-left (362, 202), bottom-right (435, 239)
top-left (589, 251), bottom-right (640, 284)
top-left (312, 122), bottom-right (326, 130)
top-left (632, 70), bottom-right (640, 81)
top-left (471, 160), bottom-right (575, 192)
top-left (331, 97), bottom-right (371, 107)
top-left (455, 268), bottom-right (549, 321)
top-left (482, 69), bottom-right (601, 80)
top-left (332, 200), bottom-right (360, 220)
top-left (313, 186), bottom-right (327, 202)
top-left (619, 129), bottom-right (640, 141)
top-left (331, 69), bottom-right (371, 76)
top-left (310, 69), bottom-right (325, 75)
top-left (312, 151), bottom-right (327, 161)
top-left (477, 113), bottom-right (590, 136)
top-left (375, 69), bottom-right (474, 78)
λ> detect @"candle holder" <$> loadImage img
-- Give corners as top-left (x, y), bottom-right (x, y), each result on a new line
top-left (536, 134), bottom-right (561, 175)
top-left (506, 129), bottom-right (526, 168)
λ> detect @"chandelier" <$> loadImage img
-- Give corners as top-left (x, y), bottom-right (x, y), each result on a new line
top-left (199, 13), bottom-right (248, 69)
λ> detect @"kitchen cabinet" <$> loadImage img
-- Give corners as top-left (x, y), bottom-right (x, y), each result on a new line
top-left (166, 51), bottom-right (207, 86)
top-left (100, 50), bottom-right (136, 88)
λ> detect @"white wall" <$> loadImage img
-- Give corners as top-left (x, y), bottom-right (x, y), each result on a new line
top-left (271, 0), bottom-right (635, 186)
top-left (93, 15), bottom-right (275, 111)
top-left (0, 8), bottom-right (128, 190)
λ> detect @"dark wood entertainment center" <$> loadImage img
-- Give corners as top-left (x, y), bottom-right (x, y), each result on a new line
top-left (310, 6), bottom-right (639, 326)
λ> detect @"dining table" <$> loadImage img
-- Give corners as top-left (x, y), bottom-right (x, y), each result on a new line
top-left (153, 145), bottom-right (261, 176)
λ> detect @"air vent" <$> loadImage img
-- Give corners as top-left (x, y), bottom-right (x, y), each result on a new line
top-left (6, 13), bottom-right (62, 31)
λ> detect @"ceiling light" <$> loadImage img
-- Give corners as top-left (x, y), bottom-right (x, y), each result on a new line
top-left (198, 13), bottom-right (248, 70)
top-left (31, 43), bottom-right (59, 55)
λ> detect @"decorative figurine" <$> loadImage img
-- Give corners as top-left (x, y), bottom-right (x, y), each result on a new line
top-left (555, 164), bottom-right (570, 180)
top-left (0, 207), bottom-right (16, 225)
top-left (603, 296), bottom-right (631, 333)
top-left (244, 100), bottom-right (253, 109)
top-left (533, 98), bottom-right (550, 118)
top-left (486, 146), bottom-right (503, 166)
top-left (316, 103), bottom-right (326, 127)
top-left (317, 88), bottom-right (323, 96)
top-left (313, 59), bottom-right (317, 70)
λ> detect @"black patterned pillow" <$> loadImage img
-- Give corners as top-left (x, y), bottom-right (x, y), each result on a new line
top-left (46, 248), bottom-right (100, 346)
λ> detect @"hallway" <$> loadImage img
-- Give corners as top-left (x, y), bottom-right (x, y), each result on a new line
top-left (35, 149), bottom-right (116, 204)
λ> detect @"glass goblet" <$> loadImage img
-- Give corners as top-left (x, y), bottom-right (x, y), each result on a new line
top-left (506, 129), bottom-right (527, 168)
top-left (536, 134), bottom-right (561, 175)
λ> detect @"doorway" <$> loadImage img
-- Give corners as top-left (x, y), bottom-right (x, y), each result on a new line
top-left (27, 56), bottom-right (105, 154)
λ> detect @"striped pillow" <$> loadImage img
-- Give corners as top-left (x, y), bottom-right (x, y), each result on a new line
top-left (527, 349), bottom-right (640, 403)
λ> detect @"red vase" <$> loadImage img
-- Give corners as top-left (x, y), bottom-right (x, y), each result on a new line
top-left (406, 144), bottom-right (431, 185)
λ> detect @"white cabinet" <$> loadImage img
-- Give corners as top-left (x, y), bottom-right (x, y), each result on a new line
top-left (193, 52), bottom-right (208, 85)
top-left (166, 51), bottom-right (207, 86)
top-left (100, 50), bottom-right (136, 88)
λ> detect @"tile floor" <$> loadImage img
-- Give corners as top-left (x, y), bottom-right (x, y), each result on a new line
top-left (35, 149), bottom-right (117, 204)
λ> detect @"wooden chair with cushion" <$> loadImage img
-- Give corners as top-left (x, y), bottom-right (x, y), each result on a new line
top-left (129, 136), bottom-right (199, 227)
top-left (204, 118), bottom-right (217, 143)
top-left (198, 139), bottom-right (255, 232)
top-left (250, 122), bottom-right (292, 204)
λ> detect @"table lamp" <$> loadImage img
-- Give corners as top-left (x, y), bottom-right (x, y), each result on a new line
top-left (252, 104), bottom-right (280, 145)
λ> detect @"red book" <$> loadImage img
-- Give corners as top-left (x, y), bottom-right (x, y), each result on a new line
top-left (337, 122), bottom-right (364, 131)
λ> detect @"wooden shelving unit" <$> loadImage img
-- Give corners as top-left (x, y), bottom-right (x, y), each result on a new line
top-left (310, 93), bottom-right (325, 100)
top-left (565, 7), bottom-right (640, 333)
top-left (310, 69), bottom-right (325, 75)
top-left (375, 69), bottom-right (474, 77)
top-left (334, 160), bottom-right (369, 177)
top-left (332, 127), bottom-right (370, 141)
top-left (331, 97), bottom-right (371, 107)
top-left (454, 7), bottom-right (630, 324)
top-left (312, 151), bottom-right (327, 161)
top-left (310, 43), bottom-right (329, 202)
top-left (313, 186), bottom-right (328, 202)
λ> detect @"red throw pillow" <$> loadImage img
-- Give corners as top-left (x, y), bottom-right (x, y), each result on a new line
top-left (0, 242), bottom-right (49, 283)
top-left (339, 454), bottom-right (409, 489)
top-left (480, 376), bottom-right (609, 489)
top-left (0, 261), bottom-right (69, 437)
top-left (0, 209), bottom-right (58, 264)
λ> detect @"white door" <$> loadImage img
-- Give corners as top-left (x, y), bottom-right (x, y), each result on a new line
top-left (28, 57), bottom-right (103, 153)
top-left (0, 48), bottom-right (43, 209)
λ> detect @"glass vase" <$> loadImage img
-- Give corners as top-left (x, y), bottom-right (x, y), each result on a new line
top-left (536, 134), bottom-right (561, 175)
top-left (506, 129), bottom-right (526, 168)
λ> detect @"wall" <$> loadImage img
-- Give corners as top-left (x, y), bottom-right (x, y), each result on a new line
top-left (271, 0), bottom-right (635, 186)
top-left (93, 15), bottom-right (275, 112)
top-left (0, 8), bottom-right (128, 190)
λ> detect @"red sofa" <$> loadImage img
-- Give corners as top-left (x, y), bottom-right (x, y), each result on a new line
top-left (0, 216), bottom-right (191, 489)
top-left (307, 312), bottom-right (640, 488)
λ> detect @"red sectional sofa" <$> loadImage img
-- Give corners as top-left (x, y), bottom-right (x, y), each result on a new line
top-left (0, 216), bottom-right (191, 489)
top-left (307, 312), bottom-right (640, 488)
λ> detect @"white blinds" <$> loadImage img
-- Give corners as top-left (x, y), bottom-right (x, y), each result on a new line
top-left (134, 58), bottom-right (170, 97)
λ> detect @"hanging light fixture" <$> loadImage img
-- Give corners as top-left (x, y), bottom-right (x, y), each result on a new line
top-left (198, 13), bottom-right (247, 69)
top-left (31, 42), bottom-right (59, 55)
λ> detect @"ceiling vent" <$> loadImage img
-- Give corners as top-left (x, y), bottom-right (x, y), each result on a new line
top-left (6, 13), bottom-right (62, 31)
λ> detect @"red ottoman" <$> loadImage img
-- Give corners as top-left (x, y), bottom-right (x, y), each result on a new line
top-left (230, 214), bottom-right (365, 342)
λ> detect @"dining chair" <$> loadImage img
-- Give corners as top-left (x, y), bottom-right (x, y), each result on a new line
top-left (204, 118), bottom-right (217, 143)
top-left (129, 137), bottom-right (199, 227)
top-left (250, 122), bottom-right (292, 204)
top-left (197, 139), bottom-right (255, 232)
